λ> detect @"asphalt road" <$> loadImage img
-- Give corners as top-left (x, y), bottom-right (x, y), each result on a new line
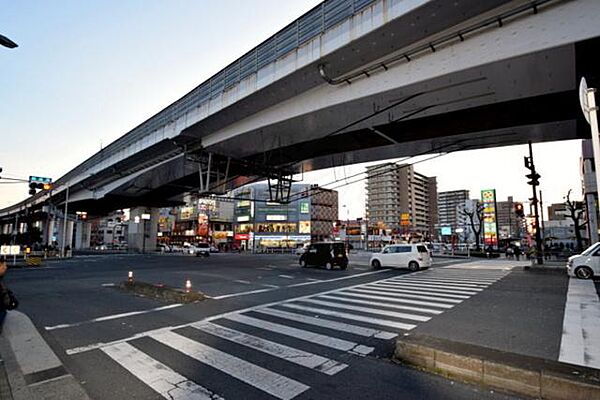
top-left (4, 253), bottom-right (520, 400)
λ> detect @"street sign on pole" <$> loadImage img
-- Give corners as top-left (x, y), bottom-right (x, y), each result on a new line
top-left (1, 245), bottom-right (20, 255)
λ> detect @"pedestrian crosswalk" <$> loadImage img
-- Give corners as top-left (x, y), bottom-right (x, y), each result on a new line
top-left (91, 266), bottom-right (511, 400)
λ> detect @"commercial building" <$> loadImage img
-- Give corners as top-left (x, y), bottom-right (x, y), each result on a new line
top-left (437, 190), bottom-right (470, 237)
top-left (158, 196), bottom-right (234, 248)
top-left (496, 196), bottom-right (521, 239)
top-left (547, 203), bottom-right (568, 221)
top-left (90, 210), bottom-right (127, 248)
top-left (366, 163), bottom-right (437, 238)
top-left (232, 183), bottom-right (338, 250)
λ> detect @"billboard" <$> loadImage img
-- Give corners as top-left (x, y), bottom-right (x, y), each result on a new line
top-left (440, 226), bottom-right (452, 236)
top-left (481, 189), bottom-right (498, 247)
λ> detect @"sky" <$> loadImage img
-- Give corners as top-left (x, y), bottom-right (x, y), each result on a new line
top-left (0, 1), bottom-right (586, 219)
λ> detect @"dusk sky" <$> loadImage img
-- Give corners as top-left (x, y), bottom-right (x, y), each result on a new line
top-left (0, 1), bottom-right (585, 218)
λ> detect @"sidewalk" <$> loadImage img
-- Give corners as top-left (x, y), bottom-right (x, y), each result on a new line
top-left (0, 311), bottom-right (90, 400)
top-left (394, 260), bottom-right (600, 399)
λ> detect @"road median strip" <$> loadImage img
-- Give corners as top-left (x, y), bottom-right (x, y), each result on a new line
top-left (394, 334), bottom-right (600, 400)
top-left (118, 280), bottom-right (206, 303)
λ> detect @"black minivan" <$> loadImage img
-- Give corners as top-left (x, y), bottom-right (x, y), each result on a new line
top-left (299, 242), bottom-right (348, 270)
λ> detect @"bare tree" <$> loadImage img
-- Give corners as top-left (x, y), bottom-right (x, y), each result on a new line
top-left (565, 189), bottom-right (587, 251)
top-left (463, 201), bottom-right (484, 251)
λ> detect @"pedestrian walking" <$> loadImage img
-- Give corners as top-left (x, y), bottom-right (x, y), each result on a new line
top-left (514, 246), bottom-right (522, 261)
top-left (1, 256), bottom-right (19, 332)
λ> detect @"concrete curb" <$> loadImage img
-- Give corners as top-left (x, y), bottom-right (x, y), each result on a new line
top-left (394, 335), bottom-right (600, 400)
top-left (0, 311), bottom-right (90, 400)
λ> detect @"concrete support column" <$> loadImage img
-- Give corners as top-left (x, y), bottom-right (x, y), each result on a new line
top-left (56, 218), bottom-right (74, 250)
top-left (128, 207), bottom-right (159, 253)
top-left (74, 221), bottom-right (92, 250)
top-left (41, 218), bottom-right (55, 245)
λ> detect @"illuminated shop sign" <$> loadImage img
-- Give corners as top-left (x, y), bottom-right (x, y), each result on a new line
top-left (481, 189), bottom-right (498, 247)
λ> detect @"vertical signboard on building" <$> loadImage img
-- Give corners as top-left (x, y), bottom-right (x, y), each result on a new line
top-left (481, 189), bottom-right (498, 247)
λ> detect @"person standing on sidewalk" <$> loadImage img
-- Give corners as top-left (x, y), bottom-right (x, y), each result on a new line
top-left (0, 256), bottom-right (19, 332)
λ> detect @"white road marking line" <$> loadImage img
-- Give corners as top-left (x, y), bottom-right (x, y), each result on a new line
top-left (257, 267), bottom-right (274, 270)
top-left (261, 284), bottom-right (280, 289)
top-left (102, 342), bottom-right (222, 400)
top-left (210, 288), bottom-right (275, 300)
top-left (316, 294), bottom-right (443, 315)
top-left (424, 275), bottom-right (502, 282)
top-left (390, 277), bottom-right (490, 287)
top-left (426, 271), bottom-right (506, 278)
top-left (332, 291), bottom-right (454, 309)
top-left (353, 267), bottom-right (367, 271)
top-left (65, 272), bottom-right (404, 355)
top-left (371, 282), bottom-right (478, 296)
top-left (305, 278), bottom-right (321, 282)
top-left (350, 287), bottom-right (465, 302)
top-left (366, 283), bottom-right (474, 298)
top-left (191, 322), bottom-right (347, 375)
top-left (278, 275), bottom-right (295, 279)
top-left (297, 299), bottom-right (431, 322)
top-left (224, 314), bottom-right (373, 355)
top-left (559, 278), bottom-right (600, 369)
top-left (281, 303), bottom-right (417, 331)
top-left (286, 269), bottom-right (390, 287)
top-left (151, 331), bottom-right (308, 400)
top-left (101, 283), bottom-right (116, 287)
top-left (234, 279), bottom-right (251, 284)
top-left (45, 304), bottom-right (183, 331)
top-left (255, 308), bottom-right (397, 340)
top-left (378, 280), bottom-right (482, 292)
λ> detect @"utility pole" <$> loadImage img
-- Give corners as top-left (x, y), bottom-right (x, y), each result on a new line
top-left (524, 141), bottom-right (543, 265)
top-left (539, 190), bottom-right (545, 255)
top-left (61, 185), bottom-right (69, 257)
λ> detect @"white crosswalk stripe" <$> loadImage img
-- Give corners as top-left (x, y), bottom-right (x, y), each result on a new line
top-left (102, 342), bottom-right (224, 400)
top-left (363, 284), bottom-right (471, 299)
top-left (377, 280), bottom-right (483, 292)
top-left (389, 278), bottom-right (489, 287)
top-left (332, 290), bottom-right (455, 309)
top-left (298, 298), bottom-right (431, 322)
top-left (316, 293), bottom-right (444, 314)
top-left (191, 321), bottom-right (348, 375)
top-left (254, 307), bottom-right (398, 339)
top-left (372, 282), bottom-right (479, 295)
top-left (92, 265), bottom-right (510, 400)
top-left (151, 330), bottom-right (309, 400)
top-left (280, 303), bottom-right (417, 331)
top-left (224, 313), bottom-right (374, 355)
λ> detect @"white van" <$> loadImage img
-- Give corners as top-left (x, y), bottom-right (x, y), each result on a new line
top-left (567, 242), bottom-right (600, 279)
top-left (370, 243), bottom-right (432, 271)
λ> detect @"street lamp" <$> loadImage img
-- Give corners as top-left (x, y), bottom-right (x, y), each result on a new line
top-left (0, 34), bottom-right (18, 49)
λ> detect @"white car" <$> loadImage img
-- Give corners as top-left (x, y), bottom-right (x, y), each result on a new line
top-left (370, 243), bottom-right (432, 271)
top-left (567, 242), bottom-right (600, 279)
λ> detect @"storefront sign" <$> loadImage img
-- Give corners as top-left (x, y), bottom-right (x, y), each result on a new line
top-left (235, 233), bottom-right (249, 240)
top-left (481, 189), bottom-right (498, 247)
top-left (300, 202), bottom-right (309, 213)
top-left (237, 215), bottom-right (250, 222)
top-left (299, 220), bottom-right (311, 234)
top-left (266, 215), bottom-right (286, 221)
top-left (180, 206), bottom-right (195, 220)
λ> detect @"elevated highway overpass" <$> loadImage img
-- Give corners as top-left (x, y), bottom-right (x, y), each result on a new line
top-left (2, 0), bottom-right (600, 249)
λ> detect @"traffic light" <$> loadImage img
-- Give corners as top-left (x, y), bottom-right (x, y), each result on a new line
top-left (28, 176), bottom-right (53, 195)
top-left (514, 202), bottom-right (524, 218)
top-left (526, 172), bottom-right (541, 186)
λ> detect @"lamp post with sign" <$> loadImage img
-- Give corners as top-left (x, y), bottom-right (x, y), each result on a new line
top-left (580, 78), bottom-right (600, 244)
top-left (141, 213), bottom-right (151, 253)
